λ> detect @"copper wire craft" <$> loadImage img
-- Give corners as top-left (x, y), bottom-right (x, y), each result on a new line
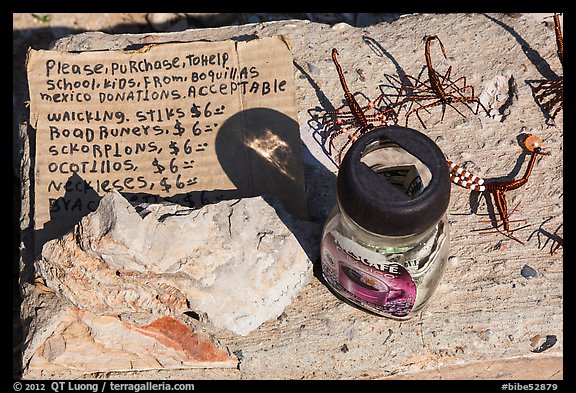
top-left (448, 134), bottom-right (550, 244)
top-left (532, 13), bottom-right (563, 120)
top-left (321, 48), bottom-right (398, 165)
top-left (394, 35), bottom-right (489, 129)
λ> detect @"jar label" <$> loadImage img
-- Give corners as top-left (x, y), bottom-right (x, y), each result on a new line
top-left (321, 230), bottom-right (417, 317)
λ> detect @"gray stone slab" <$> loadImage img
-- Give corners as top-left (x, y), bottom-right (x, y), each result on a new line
top-left (18, 13), bottom-right (563, 379)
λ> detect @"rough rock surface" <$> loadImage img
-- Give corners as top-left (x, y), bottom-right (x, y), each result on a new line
top-left (17, 13), bottom-right (563, 380)
top-left (36, 190), bottom-right (313, 337)
top-left (22, 190), bottom-right (313, 377)
top-left (22, 297), bottom-right (238, 377)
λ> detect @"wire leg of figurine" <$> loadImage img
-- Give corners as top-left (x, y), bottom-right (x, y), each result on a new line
top-left (372, 92), bottom-right (387, 108)
top-left (550, 104), bottom-right (563, 119)
top-left (442, 101), bottom-right (472, 122)
top-left (479, 200), bottom-right (525, 224)
top-left (449, 102), bottom-right (470, 119)
top-left (542, 93), bottom-right (563, 119)
top-left (536, 84), bottom-right (561, 101)
top-left (406, 100), bottom-right (441, 128)
top-left (322, 115), bottom-right (358, 144)
top-left (475, 98), bottom-right (490, 116)
top-left (443, 75), bottom-right (467, 92)
top-left (328, 126), bottom-right (350, 156)
top-left (336, 127), bottom-right (364, 164)
top-left (327, 123), bottom-right (354, 155)
top-left (440, 102), bottom-right (447, 122)
top-left (478, 199), bottom-right (527, 244)
top-left (477, 222), bottom-right (528, 244)
top-left (440, 66), bottom-right (454, 86)
top-left (448, 85), bottom-right (488, 115)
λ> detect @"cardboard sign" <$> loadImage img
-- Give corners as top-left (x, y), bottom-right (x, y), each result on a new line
top-left (27, 35), bottom-right (307, 247)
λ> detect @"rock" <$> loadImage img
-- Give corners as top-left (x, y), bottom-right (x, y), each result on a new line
top-left (521, 264), bottom-right (538, 279)
top-left (36, 190), bottom-right (313, 336)
top-left (530, 335), bottom-right (557, 353)
top-left (21, 287), bottom-right (237, 378)
top-left (478, 72), bottom-right (518, 122)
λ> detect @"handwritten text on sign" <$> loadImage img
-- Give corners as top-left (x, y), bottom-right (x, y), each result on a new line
top-left (27, 36), bottom-right (305, 232)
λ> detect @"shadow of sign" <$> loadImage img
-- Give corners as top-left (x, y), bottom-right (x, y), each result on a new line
top-left (215, 107), bottom-right (307, 220)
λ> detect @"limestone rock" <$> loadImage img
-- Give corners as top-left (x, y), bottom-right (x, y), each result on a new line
top-left (21, 287), bottom-right (237, 378)
top-left (36, 190), bottom-right (313, 336)
top-left (478, 72), bottom-right (518, 122)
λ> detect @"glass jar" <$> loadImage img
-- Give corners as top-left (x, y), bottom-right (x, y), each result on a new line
top-left (320, 126), bottom-right (451, 320)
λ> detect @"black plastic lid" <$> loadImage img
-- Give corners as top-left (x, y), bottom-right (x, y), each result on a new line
top-left (337, 126), bottom-right (451, 236)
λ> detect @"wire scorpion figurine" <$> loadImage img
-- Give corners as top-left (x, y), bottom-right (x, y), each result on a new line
top-left (321, 48), bottom-right (398, 165)
top-left (532, 13), bottom-right (563, 120)
top-left (395, 35), bottom-right (489, 129)
top-left (448, 133), bottom-right (550, 244)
